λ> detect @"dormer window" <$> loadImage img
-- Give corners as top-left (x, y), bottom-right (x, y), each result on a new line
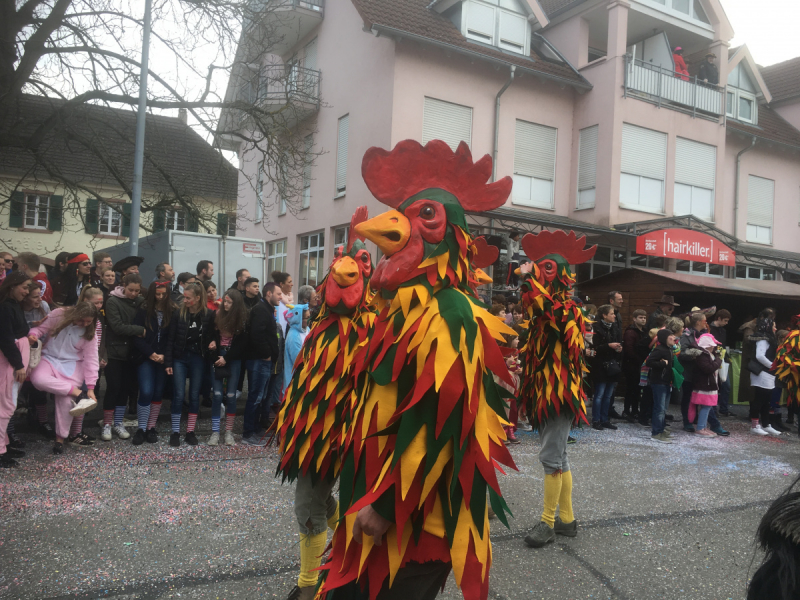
top-left (648, 0), bottom-right (711, 26)
top-left (459, 0), bottom-right (530, 56)
top-left (726, 63), bottom-right (758, 125)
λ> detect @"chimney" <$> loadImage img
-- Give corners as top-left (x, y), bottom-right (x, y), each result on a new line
top-left (178, 108), bottom-right (187, 124)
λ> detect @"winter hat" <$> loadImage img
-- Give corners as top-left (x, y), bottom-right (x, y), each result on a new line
top-left (657, 329), bottom-right (672, 346)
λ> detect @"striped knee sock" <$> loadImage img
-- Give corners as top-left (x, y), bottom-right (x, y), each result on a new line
top-left (69, 416), bottom-right (84, 437)
top-left (36, 404), bottom-right (48, 424)
top-left (211, 417), bottom-right (221, 432)
top-left (187, 413), bottom-right (198, 433)
top-left (137, 404), bottom-right (150, 432)
top-left (7, 417), bottom-right (15, 437)
top-left (104, 410), bottom-right (114, 426)
top-left (114, 406), bottom-right (125, 426)
top-left (147, 402), bottom-right (162, 430)
top-left (171, 413), bottom-right (181, 433)
top-left (226, 414), bottom-right (236, 431)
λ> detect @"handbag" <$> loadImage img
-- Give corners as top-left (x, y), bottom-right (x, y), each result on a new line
top-left (214, 364), bottom-right (231, 380)
top-left (603, 359), bottom-right (622, 378)
top-left (719, 361), bottom-right (729, 383)
top-left (747, 358), bottom-right (765, 376)
top-left (29, 341), bottom-right (41, 369)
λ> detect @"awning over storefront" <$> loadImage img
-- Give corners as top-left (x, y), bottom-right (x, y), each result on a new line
top-left (643, 268), bottom-right (800, 299)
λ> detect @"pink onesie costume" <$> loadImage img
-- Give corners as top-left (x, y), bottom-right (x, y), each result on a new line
top-left (0, 337), bottom-right (30, 454)
top-left (29, 309), bottom-right (99, 440)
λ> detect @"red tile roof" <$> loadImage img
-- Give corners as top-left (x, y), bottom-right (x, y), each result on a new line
top-left (726, 104), bottom-right (800, 150)
top-left (760, 56), bottom-right (800, 104)
top-left (350, 0), bottom-right (589, 85)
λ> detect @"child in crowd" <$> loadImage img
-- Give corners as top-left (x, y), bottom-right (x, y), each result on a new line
top-left (689, 333), bottom-right (723, 438)
top-left (208, 289), bottom-right (247, 446)
top-left (132, 281), bottom-right (175, 445)
top-left (646, 329), bottom-right (675, 443)
top-left (20, 281), bottom-right (52, 439)
top-left (283, 303), bottom-right (309, 393)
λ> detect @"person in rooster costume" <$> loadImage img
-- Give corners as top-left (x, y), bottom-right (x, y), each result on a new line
top-left (319, 140), bottom-right (518, 600)
top-left (276, 207), bottom-right (377, 600)
top-left (773, 314), bottom-right (800, 437)
top-left (516, 230), bottom-right (596, 549)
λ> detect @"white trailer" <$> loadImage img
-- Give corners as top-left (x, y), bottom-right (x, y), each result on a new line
top-left (100, 230), bottom-right (266, 289)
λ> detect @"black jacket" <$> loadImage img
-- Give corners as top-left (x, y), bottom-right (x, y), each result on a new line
top-left (103, 294), bottom-right (145, 361)
top-left (693, 351), bottom-right (722, 393)
top-left (132, 308), bottom-right (175, 362)
top-left (243, 293), bottom-right (262, 310)
top-left (0, 298), bottom-right (30, 370)
top-left (165, 307), bottom-right (216, 367)
top-left (678, 329), bottom-right (704, 385)
top-left (698, 61), bottom-right (719, 84)
top-left (622, 324), bottom-right (649, 371)
top-left (591, 322), bottom-right (623, 383)
top-left (247, 300), bottom-right (280, 363)
top-left (210, 327), bottom-right (248, 363)
top-left (646, 344), bottom-right (674, 386)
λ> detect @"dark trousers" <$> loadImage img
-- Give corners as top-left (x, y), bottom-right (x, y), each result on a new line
top-left (717, 376), bottom-right (731, 414)
top-left (325, 561), bottom-right (451, 600)
top-left (623, 367), bottom-right (641, 415)
top-left (639, 385), bottom-right (653, 423)
top-left (104, 358), bottom-right (136, 411)
top-left (750, 386), bottom-right (772, 426)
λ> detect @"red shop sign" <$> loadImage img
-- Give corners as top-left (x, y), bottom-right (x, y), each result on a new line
top-left (635, 229), bottom-right (735, 266)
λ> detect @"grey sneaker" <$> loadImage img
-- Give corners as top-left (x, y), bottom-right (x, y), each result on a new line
top-left (554, 516), bottom-right (578, 537)
top-left (113, 424), bottom-right (130, 440)
top-left (652, 432), bottom-right (673, 444)
top-left (224, 431), bottom-right (235, 446)
top-left (524, 521), bottom-right (555, 548)
top-left (207, 432), bottom-right (220, 446)
top-left (100, 424), bottom-right (112, 441)
top-left (241, 434), bottom-right (267, 447)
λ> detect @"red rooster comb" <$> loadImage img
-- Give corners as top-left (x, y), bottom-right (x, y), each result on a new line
top-left (521, 230), bottom-right (597, 265)
top-left (470, 236), bottom-right (499, 268)
top-left (347, 206), bottom-right (369, 252)
top-left (361, 139), bottom-right (512, 211)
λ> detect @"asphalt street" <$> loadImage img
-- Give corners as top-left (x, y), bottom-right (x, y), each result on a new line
top-left (1, 401), bottom-right (798, 600)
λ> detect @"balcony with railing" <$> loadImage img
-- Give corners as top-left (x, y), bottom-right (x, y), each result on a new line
top-left (624, 55), bottom-right (725, 121)
top-left (238, 64), bottom-right (320, 127)
top-left (247, 0), bottom-right (324, 55)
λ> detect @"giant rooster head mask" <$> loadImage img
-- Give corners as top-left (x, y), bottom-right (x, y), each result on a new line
top-left (321, 206), bottom-right (373, 314)
top-left (521, 230), bottom-right (597, 294)
top-left (355, 140), bottom-right (512, 291)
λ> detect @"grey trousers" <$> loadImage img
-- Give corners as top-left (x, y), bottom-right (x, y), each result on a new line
top-left (538, 413), bottom-right (572, 475)
top-left (295, 472), bottom-right (338, 535)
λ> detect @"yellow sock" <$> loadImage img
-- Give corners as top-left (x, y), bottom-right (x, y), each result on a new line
top-left (327, 501), bottom-right (339, 531)
top-left (541, 471), bottom-right (562, 527)
top-left (298, 530), bottom-right (328, 588)
top-left (558, 470), bottom-right (574, 524)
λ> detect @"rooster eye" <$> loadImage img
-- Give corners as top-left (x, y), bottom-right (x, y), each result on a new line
top-left (420, 205), bottom-right (435, 220)
top-left (360, 252), bottom-right (369, 263)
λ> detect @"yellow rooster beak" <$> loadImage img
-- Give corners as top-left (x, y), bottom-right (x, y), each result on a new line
top-left (330, 256), bottom-right (359, 287)
top-left (475, 268), bottom-right (493, 285)
top-left (354, 209), bottom-right (410, 257)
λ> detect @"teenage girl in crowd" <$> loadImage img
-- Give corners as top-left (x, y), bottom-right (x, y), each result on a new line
top-left (29, 302), bottom-right (99, 455)
top-left (204, 281), bottom-right (221, 311)
top-left (132, 281), bottom-right (175, 445)
top-left (21, 281), bottom-right (53, 439)
top-left (0, 273), bottom-right (32, 467)
top-left (102, 274), bottom-right (144, 442)
top-left (208, 289), bottom-right (248, 446)
top-left (166, 281), bottom-right (214, 447)
top-left (100, 267), bottom-right (116, 305)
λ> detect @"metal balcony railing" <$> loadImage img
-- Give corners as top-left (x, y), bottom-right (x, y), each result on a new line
top-left (624, 55), bottom-right (725, 119)
top-left (239, 64), bottom-right (321, 109)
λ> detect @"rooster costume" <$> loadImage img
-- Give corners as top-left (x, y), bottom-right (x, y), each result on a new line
top-left (320, 140), bottom-right (517, 600)
top-left (517, 231), bottom-right (595, 548)
top-left (276, 207), bottom-right (377, 600)
top-left (772, 315), bottom-right (800, 436)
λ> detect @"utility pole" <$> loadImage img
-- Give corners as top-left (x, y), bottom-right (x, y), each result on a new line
top-left (129, 0), bottom-right (153, 256)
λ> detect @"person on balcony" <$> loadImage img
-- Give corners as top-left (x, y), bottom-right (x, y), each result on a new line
top-left (698, 53), bottom-right (719, 85)
top-left (673, 47), bottom-right (689, 81)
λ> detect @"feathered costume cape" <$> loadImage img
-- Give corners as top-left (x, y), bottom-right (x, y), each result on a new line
top-left (773, 319), bottom-right (800, 409)
top-left (518, 231), bottom-right (596, 427)
top-left (320, 140), bottom-right (517, 600)
top-left (277, 207), bottom-right (377, 485)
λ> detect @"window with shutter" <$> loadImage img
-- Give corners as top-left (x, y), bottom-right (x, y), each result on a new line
top-left (466, 1), bottom-right (495, 43)
top-left (216, 213), bottom-right (229, 236)
top-left (98, 202), bottom-right (122, 235)
top-left (577, 125), bottom-right (598, 208)
top-left (498, 10), bottom-right (526, 52)
top-left (335, 115), bottom-right (349, 196)
top-left (9, 191), bottom-right (24, 228)
top-left (422, 97), bottom-right (473, 151)
top-left (620, 123), bottom-right (667, 212)
top-left (85, 198), bottom-right (99, 234)
top-left (746, 175), bottom-right (774, 244)
top-left (674, 138), bottom-right (716, 221)
top-left (512, 119), bottom-right (556, 209)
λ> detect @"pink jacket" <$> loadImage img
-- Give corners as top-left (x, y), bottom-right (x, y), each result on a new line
top-left (29, 308), bottom-right (100, 389)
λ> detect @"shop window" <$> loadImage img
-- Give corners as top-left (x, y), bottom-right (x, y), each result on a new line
top-left (631, 254), bottom-right (665, 270)
top-left (677, 260), bottom-right (723, 277)
top-left (736, 265), bottom-right (777, 281)
top-left (575, 245), bottom-right (627, 282)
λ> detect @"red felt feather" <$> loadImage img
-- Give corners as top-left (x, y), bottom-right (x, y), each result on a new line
top-left (521, 230), bottom-right (597, 265)
top-left (470, 236), bottom-right (499, 268)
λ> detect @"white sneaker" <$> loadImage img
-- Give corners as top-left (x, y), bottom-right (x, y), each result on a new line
top-left (207, 432), bottom-right (220, 446)
top-left (69, 397), bottom-right (97, 417)
top-left (113, 424), bottom-right (130, 439)
top-left (101, 424), bottom-right (112, 441)
top-left (750, 424), bottom-right (769, 436)
top-left (764, 425), bottom-right (782, 436)
top-left (224, 431), bottom-right (235, 446)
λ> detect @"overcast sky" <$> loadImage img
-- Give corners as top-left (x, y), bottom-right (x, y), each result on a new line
top-left (724, 0), bottom-right (799, 66)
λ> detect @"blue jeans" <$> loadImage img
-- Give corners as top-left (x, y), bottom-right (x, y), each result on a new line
top-left (650, 384), bottom-right (670, 435)
top-left (212, 349), bottom-right (242, 431)
top-left (718, 376), bottom-right (731, 414)
top-left (593, 381), bottom-right (617, 423)
top-left (172, 352), bottom-right (205, 417)
top-left (682, 381), bottom-right (721, 430)
top-left (696, 405), bottom-right (712, 430)
top-left (244, 359), bottom-right (272, 437)
top-left (139, 360), bottom-right (167, 407)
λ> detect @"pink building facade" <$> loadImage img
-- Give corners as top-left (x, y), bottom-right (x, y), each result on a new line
top-left (218, 0), bottom-right (800, 290)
